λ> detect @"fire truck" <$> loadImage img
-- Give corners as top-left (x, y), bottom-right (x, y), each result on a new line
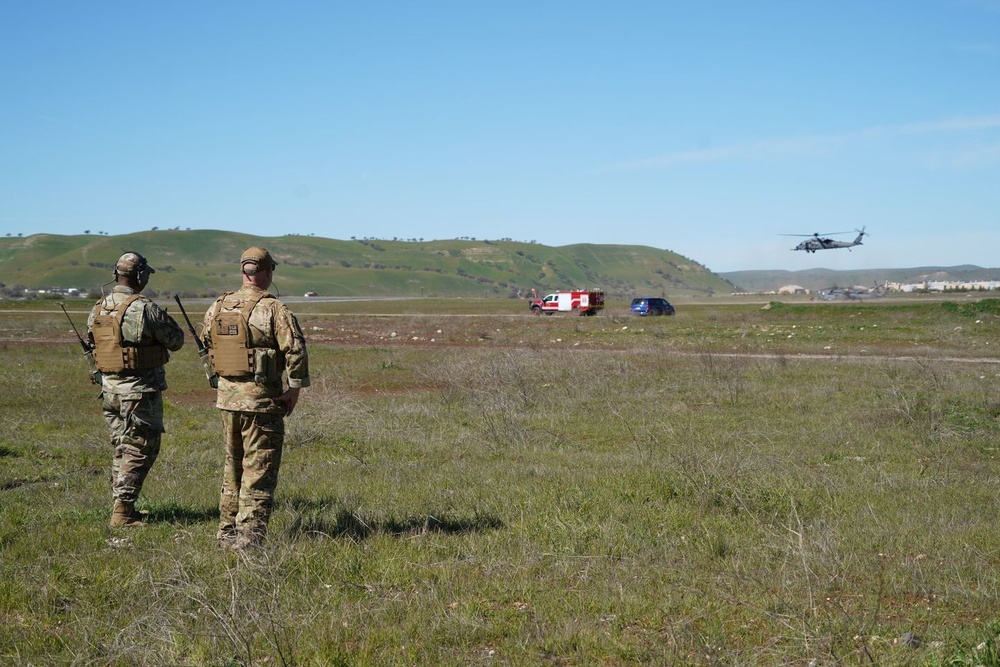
top-left (529, 290), bottom-right (605, 316)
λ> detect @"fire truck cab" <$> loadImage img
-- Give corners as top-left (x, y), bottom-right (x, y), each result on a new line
top-left (529, 290), bottom-right (605, 316)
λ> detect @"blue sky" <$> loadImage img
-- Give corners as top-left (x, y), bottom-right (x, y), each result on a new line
top-left (2, 2), bottom-right (998, 272)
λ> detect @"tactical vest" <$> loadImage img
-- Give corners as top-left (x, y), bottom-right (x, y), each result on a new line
top-left (208, 291), bottom-right (273, 378)
top-left (92, 294), bottom-right (170, 373)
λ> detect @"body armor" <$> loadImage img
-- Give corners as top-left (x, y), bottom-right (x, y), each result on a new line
top-left (92, 295), bottom-right (170, 373)
top-left (209, 291), bottom-right (273, 378)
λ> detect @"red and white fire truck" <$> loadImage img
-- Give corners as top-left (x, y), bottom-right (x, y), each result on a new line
top-left (529, 290), bottom-right (605, 316)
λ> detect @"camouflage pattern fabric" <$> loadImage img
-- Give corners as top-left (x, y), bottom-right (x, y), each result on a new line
top-left (201, 285), bottom-right (310, 413)
top-left (203, 284), bottom-right (310, 545)
top-left (102, 392), bottom-right (163, 504)
top-left (87, 285), bottom-right (185, 394)
top-left (216, 410), bottom-right (285, 544)
top-left (85, 285), bottom-right (183, 505)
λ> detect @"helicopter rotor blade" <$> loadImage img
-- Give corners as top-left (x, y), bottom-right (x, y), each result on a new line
top-left (779, 230), bottom-right (855, 237)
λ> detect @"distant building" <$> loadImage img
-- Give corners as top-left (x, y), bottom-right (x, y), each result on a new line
top-left (886, 280), bottom-right (999, 293)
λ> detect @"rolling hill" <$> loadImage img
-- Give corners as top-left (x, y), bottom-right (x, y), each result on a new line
top-left (0, 231), bottom-right (738, 299)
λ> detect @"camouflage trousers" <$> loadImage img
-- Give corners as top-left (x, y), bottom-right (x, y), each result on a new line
top-left (101, 391), bottom-right (164, 504)
top-left (217, 410), bottom-right (285, 545)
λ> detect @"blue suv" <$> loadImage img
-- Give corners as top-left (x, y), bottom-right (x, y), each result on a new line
top-left (630, 297), bottom-right (675, 316)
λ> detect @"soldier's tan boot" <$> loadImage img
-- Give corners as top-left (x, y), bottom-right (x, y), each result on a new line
top-left (110, 500), bottom-right (144, 528)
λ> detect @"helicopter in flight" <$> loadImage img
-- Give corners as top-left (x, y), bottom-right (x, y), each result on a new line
top-left (785, 227), bottom-right (867, 253)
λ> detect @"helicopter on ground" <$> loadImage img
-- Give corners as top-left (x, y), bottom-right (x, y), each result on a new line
top-left (815, 281), bottom-right (888, 301)
top-left (785, 227), bottom-right (867, 253)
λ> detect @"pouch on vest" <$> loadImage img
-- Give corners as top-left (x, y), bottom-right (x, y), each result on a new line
top-left (253, 348), bottom-right (280, 384)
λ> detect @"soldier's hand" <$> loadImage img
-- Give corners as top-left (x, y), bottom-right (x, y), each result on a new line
top-left (277, 387), bottom-right (301, 416)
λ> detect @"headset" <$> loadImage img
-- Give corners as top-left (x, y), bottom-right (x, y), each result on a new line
top-left (115, 251), bottom-right (153, 284)
top-left (241, 258), bottom-right (276, 277)
top-left (241, 256), bottom-right (279, 295)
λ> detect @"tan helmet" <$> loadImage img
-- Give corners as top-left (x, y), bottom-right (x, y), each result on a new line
top-left (240, 246), bottom-right (277, 272)
top-left (114, 251), bottom-right (155, 278)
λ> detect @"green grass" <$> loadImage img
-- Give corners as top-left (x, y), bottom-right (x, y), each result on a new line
top-left (2, 300), bottom-right (999, 665)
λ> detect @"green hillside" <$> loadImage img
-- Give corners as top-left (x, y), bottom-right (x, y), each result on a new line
top-left (0, 231), bottom-right (738, 299)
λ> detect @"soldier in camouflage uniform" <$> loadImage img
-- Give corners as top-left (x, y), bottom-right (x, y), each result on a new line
top-left (201, 247), bottom-right (310, 548)
top-left (87, 252), bottom-right (185, 528)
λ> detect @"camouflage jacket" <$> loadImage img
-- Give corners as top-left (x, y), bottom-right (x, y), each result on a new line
top-left (87, 285), bottom-right (185, 395)
top-left (201, 284), bottom-right (310, 414)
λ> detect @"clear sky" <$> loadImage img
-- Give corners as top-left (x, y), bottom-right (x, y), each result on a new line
top-left (2, 2), bottom-right (998, 273)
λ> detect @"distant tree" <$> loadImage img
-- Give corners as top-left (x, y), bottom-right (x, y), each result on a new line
top-left (85, 230), bottom-right (90, 234)
top-left (152, 226), bottom-right (159, 230)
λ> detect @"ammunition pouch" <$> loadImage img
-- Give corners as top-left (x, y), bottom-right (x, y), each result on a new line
top-left (253, 348), bottom-right (281, 384)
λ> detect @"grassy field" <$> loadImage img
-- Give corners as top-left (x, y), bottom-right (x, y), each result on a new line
top-left (2, 297), bottom-right (999, 665)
